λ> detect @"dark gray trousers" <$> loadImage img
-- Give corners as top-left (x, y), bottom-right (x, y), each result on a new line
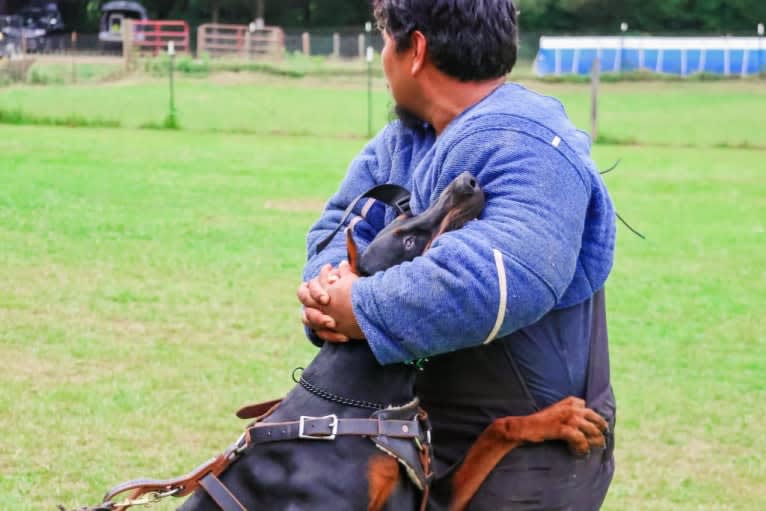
top-left (419, 290), bottom-right (616, 511)
top-left (466, 441), bottom-right (614, 511)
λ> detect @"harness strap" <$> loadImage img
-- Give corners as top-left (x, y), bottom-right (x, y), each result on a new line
top-left (236, 398), bottom-right (282, 420)
top-left (314, 183), bottom-right (412, 254)
top-left (199, 474), bottom-right (247, 511)
top-left (78, 395), bottom-right (431, 511)
top-left (88, 414), bottom-right (427, 511)
top-left (102, 453), bottom-right (230, 502)
top-left (246, 414), bottom-right (424, 445)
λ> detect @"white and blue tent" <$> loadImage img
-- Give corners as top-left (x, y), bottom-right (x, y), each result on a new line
top-left (535, 36), bottom-right (766, 77)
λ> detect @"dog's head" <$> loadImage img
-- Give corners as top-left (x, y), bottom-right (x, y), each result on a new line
top-left (347, 172), bottom-right (485, 276)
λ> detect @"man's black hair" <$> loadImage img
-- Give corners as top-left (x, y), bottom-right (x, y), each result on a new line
top-left (373, 0), bottom-right (518, 81)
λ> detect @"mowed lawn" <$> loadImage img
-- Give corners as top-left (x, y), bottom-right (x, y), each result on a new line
top-left (0, 78), bottom-right (765, 510)
top-left (0, 73), bottom-right (765, 147)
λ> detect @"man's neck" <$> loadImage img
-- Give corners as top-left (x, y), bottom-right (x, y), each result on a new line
top-left (420, 76), bottom-right (507, 135)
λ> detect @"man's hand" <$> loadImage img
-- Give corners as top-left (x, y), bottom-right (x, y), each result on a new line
top-left (322, 261), bottom-right (364, 340)
top-left (298, 264), bottom-right (349, 342)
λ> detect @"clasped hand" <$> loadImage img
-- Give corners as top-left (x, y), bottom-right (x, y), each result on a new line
top-left (297, 262), bottom-right (364, 342)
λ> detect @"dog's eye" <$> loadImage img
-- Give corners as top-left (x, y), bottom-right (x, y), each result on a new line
top-left (403, 236), bottom-right (415, 250)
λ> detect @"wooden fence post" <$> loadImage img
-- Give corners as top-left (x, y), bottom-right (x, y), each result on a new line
top-left (302, 32), bottom-right (310, 56)
top-left (197, 25), bottom-right (206, 57)
top-left (274, 28), bottom-right (285, 60)
top-left (123, 19), bottom-right (135, 71)
top-left (333, 32), bottom-right (340, 58)
top-left (71, 31), bottom-right (77, 83)
top-left (590, 57), bottom-right (600, 142)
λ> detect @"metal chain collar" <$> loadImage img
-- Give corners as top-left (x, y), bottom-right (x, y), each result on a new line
top-left (292, 367), bottom-right (399, 411)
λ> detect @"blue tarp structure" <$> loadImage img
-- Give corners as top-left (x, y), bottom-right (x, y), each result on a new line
top-left (535, 36), bottom-right (766, 77)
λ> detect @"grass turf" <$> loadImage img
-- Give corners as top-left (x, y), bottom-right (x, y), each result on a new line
top-left (0, 74), bottom-right (765, 147)
top-left (0, 77), bottom-right (764, 509)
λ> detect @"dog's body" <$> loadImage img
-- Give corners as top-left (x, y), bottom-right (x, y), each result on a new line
top-left (179, 340), bottom-right (423, 511)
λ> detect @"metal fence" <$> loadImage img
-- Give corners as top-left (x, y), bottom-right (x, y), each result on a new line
top-left (1, 26), bottom-right (385, 60)
top-left (198, 24), bottom-right (284, 59)
top-left (133, 20), bottom-right (190, 56)
top-left (3, 21), bottom-right (763, 75)
top-left (283, 31), bottom-right (383, 58)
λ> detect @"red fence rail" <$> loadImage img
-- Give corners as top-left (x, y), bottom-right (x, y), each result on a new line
top-left (132, 20), bottom-right (190, 55)
top-left (197, 23), bottom-right (285, 58)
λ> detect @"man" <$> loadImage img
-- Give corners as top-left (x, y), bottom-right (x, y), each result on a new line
top-left (297, 1), bottom-right (616, 509)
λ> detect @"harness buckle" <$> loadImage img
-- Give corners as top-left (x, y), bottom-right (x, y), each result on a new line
top-left (394, 196), bottom-right (412, 216)
top-left (298, 414), bottom-right (339, 440)
top-left (229, 431), bottom-right (249, 458)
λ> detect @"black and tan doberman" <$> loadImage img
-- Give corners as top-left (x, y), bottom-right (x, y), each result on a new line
top-left (64, 172), bottom-right (606, 511)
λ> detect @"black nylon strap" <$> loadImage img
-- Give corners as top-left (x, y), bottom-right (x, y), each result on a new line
top-left (246, 416), bottom-right (423, 446)
top-left (199, 473), bottom-right (246, 511)
top-left (314, 183), bottom-right (412, 254)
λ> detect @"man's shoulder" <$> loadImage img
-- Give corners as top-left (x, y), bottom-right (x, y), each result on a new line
top-left (443, 83), bottom-right (595, 169)
top-left (453, 83), bottom-right (573, 135)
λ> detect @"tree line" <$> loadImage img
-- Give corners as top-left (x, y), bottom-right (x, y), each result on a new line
top-left (3, 0), bottom-right (765, 34)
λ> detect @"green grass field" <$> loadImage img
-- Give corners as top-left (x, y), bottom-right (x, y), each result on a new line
top-left (1, 72), bottom-right (764, 510)
top-left (1, 72), bottom-right (765, 146)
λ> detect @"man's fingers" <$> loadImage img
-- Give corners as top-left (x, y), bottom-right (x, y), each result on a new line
top-left (315, 329), bottom-right (350, 343)
top-left (586, 432), bottom-right (606, 449)
top-left (562, 396), bottom-right (585, 408)
top-left (297, 282), bottom-right (321, 308)
top-left (298, 263), bottom-right (339, 308)
top-left (561, 426), bottom-right (590, 456)
top-left (318, 264), bottom-right (334, 288)
top-left (583, 409), bottom-right (609, 432)
top-left (304, 306), bottom-right (336, 330)
top-left (575, 418), bottom-right (604, 444)
top-left (308, 278), bottom-right (330, 305)
top-left (302, 307), bottom-right (346, 342)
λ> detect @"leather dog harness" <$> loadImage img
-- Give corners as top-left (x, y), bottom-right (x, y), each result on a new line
top-left (72, 397), bottom-right (432, 511)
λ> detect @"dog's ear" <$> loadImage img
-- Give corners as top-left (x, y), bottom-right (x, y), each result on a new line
top-left (422, 208), bottom-right (460, 253)
top-left (346, 228), bottom-right (360, 275)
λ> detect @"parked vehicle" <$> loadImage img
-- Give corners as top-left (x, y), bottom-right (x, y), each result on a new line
top-left (0, 2), bottom-right (65, 54)
top-left (0, 15), bottom-right (25, 57)
top-left (18, 2), bottom-right (65, 34)
top-left (98, 1), bottom-right (147, 50)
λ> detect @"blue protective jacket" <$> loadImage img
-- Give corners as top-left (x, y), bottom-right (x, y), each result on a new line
top-left (303, 83), bottom-right (615, 371)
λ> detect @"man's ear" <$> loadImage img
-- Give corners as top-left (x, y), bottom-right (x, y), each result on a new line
top-left (410, 30), bottom-right (427, 75)
top-left (346, 228), bottom-right (360, 275)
